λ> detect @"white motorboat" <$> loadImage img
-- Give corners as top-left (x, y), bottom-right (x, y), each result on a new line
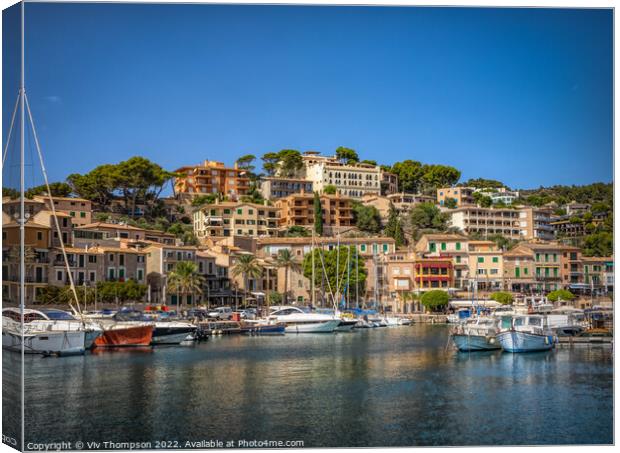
top-left (151, 321), bottom-right (198, 345)
top-left (2, 308), bottom-right (94, 355)
top-left (451, 317), bottom-right (501, 351)
top-left (496, 315), bottom-right (556, 353)
top-left (39, 309), bottom-right (103, 349)
top-left (268, 306), bottom-right (341, 333)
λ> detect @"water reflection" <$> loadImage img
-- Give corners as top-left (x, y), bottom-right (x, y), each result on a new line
top-left (2, 325), bottom-right (613, 447)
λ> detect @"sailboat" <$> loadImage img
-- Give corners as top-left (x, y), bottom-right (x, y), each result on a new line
top-left (1, 2), bottom-right (100, 355)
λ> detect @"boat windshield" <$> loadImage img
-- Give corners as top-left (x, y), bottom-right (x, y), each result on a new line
top-left (41, 310), bottom-right (77, 320)
top-left (527, 317), bottom-right (543, 327)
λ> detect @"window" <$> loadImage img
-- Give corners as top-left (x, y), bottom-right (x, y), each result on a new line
top-left (37, 232), bottom-right (43, 241)
top-left (360, 244), bottom-right (366, 252)
top-left (477, 257), bottom-right (484, 263)
top-left (429, 243), bottom-right (436, 252)
top-left (441, 242), bottom-right (446, 251)
top-left (80, 212), bottom-right (86, 218)
top-left (383, 244), bottom-right (389, 253)
top-left (137, 269), bottom-right (144, 281)
top-left (57, 270), bottom-right (63, 281)
top-left (70, 211), bottom-right (76, 217)
top-left (89, 272), bottom-right (96, 282)
top-left (456, 256), bottom-right (461, 263)
top-left (490, 269), bottom-right (498, 275)
top-left (492, 257), bottom-right (499, 263)
top-left (536, 253), bottom-right (540, 261)
top-left (524, 268), bottom-right (529, 275)
top-left (553, 253), bottom-right (557, 262)
top-left (224, 209), bottom-right (231, 214)
top-left (88, 255), bottom-right (97, 263)
top-left (237, 208), bottom-right (243, 215)
top-left (1, 232), bottom-right (5, 240)
top-left (108, 268), bottom-right (115, 280)
top-left (248, 209), bottom-right (254, 215)
top-left (456, 242), bottom-right (461, 251)
top-left (109, 254), bottom-right (114, 262)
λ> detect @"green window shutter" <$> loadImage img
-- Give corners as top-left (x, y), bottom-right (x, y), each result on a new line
top-left (553, 254), bottom-right (557, 262)
top-left (515, 267), bottom-right (520, 278)
top-left (456, 242), bottom-right (461, 251)
top-left (456, 256), bottom-right (461, 263)
top-left (224, 209), bottom-right (231, 214)
top-left (441, 242), bottom-right (446, 251)
top-left (545, 253), bottom-right (549, 262)
top-left (372, 244), bottom-right (378, 253)
top-left (429, 243), bottom-right (436, 252)
top-left (237, 208), bottom-right (242, 215)
top-left (383, 244), bottom-right (388, 252)
top-left (545, 268), bottom-right (550, 277)
top-left (553, 268), bottom-right (558, 277)
top-left (477, 257), bottom-right (484, 263)
top-left (536, 253), bottom-right (540, 261)
top-left (492, 257), bottom-right (498, 263)
top-left (536, 267), bottom-right (541, 276)
top-left (524, 268), bottom-right (528, 275)
top-left (360, 244), bottom-right (366, 252)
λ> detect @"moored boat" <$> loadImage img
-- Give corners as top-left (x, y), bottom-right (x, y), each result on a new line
top-left (451, 317), bottom-right (501, 351)
top-left (94, 324), bottom-right (154, 347)
top-left (268, 306), bottom-right (340, 333)
top-left (497, 315), bottom-right (556, 353)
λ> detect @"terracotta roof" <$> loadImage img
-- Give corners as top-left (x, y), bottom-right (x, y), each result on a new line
top-left (3, 221), bottom-right (51, 229)
top-left (256, 236), bottom-right (395, 245)
top-left (503, 246), bottom-right (534, 258)
top-left (418, 234), bottom-right (468, 241)
top-left (143, 244), bottom-right (200, 251)
top-left (77, 222), bottom-right (144, 231)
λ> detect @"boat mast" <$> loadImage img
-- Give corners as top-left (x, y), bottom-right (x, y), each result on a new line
top-left (311, 230), bottom-right (315, 307)
top-left (20, 2), bottom-right (25, 451)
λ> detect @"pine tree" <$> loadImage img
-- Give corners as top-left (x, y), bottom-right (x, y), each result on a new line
top-left (384, 203), bottom-right (405, 247)
top-left (314, 192), bottom-right (323, 236)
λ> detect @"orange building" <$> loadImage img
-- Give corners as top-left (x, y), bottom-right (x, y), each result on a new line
top-left (275, 193), bottom-right (353, 233)
top-left (174, 160), bottom-right (251, 200)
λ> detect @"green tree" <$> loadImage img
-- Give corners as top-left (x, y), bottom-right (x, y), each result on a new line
top-left (95, 280), bottom-right (147, 304)
top-left (473, 191), bottom-right (492, 207)
top-left (25, 182), bottom-right (73, 198)
top-left (361, 159), bottom-right (377, 166)
top-left (67, 163), bottom-right (120, 209)
top-left (314, 192), bottom-right (323, 235)
top-left (284, 226), bottom-right (310, 237)
top-left (547, 289), bottom-right (575, 302)
top-left (231, 254), bottom-right (264, 307)
top-left (191, 194), bottom-right (219, 206)
top-left (240, 182), bottom-right (266, 204)
top-left (335, 146), bottom-right (359, 164)
top-left (302, 246), bottom-right (367, 304)
top-left (275, 249), bottom-right (300, 305)
top-left (268, 291), bottom-right (283, 305)
top-left (390, 160), bottom-right (425, 193)
top-left (236, 154), bottom-right (256, 172)
top-left (490, 291), bottom-right (513, 305)
top-left (384, 203), bottom-right (405, 247)
top-left (167, 261), bottom-right (206, 308)
top-left (262, 149), bottom-right (304, 177)
top-left (351, 201), bottom-right (381, 233)
top-left (2, 187), bottom-right (19, 199)
top-left (410, 202), bottom-right (448, 232)
top-left (323, 184), bottom-right (337, 195)
top-left (421, 165), bottom-right (461, 191)
top-left (582, 232), bottom-right (613, 257)
top-left (465, 178), bottom-right (505, 189)
top-left (420, 290), bottom-right (449, 312)
top-left (444, 197), bottom-right (458, 209)
top-left (116, 156), bottom-right (175, 218)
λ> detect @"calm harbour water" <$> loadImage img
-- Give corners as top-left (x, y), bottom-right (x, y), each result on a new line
top-left (3, 325), bottom-right (614, 448)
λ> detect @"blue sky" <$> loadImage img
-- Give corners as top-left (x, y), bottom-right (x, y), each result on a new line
top-left (2, 3), bottom-right (613, 191)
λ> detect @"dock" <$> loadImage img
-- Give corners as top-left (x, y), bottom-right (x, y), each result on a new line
top-left (556, 336), bottom-right (613, 347)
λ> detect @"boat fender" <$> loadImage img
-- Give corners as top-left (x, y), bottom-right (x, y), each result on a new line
top-left (487, 337), bottom-right (495, 344)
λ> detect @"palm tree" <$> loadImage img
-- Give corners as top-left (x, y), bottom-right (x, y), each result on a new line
top-left (231, 254), bottom-right (263, 308)
top-left (167, 261), bottom-right (206, 309)
top-left (274, 249), bottom-right (300, 305)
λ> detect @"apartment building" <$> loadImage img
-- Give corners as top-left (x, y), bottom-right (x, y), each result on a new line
top-left (275, 193), bottom-right (353, 232)
top-left (550, 217), bottom-right (587, 238)
top-left (502, 246), bottom-right (536, 293)
top-left (144, 244), bottom-right (200, 305)
top-left (519, 207), bottom-right (555, 241)
top-left (437, 187), bottom-right (476, 207)
top-left (414, 234), bottom-right (470, 289)
top-left (305, 160), bottom-right (382, 197)
top-left (75, 222), bottom-right (176, 245)
top-left (474, 188), bottom-right (520, 205)
top-left (33, 195), bottom-right (93, 227)
top-left (381, 171), bottom-right (399, 195)
top-left (193, 201), bottom-right (280, 239)
top-left (581, 256), bottom-right (614, 294)
top-left (260, 177), bottom-right (314, 200)
top-left (467, 240), bottom-right (503, 291)
top-left (448, 206), bottom-right (553, 241)
top-left (174, 160), bottom-right (251, 200)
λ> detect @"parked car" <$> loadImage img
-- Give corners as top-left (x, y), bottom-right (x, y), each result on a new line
top-left (239, 308), bottom-right (257, 320)
top-left (207, 306), bottom-right (233, 320)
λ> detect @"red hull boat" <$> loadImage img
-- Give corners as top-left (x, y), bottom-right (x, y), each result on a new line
top-left (94, 325), bottom-right (154, 347)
